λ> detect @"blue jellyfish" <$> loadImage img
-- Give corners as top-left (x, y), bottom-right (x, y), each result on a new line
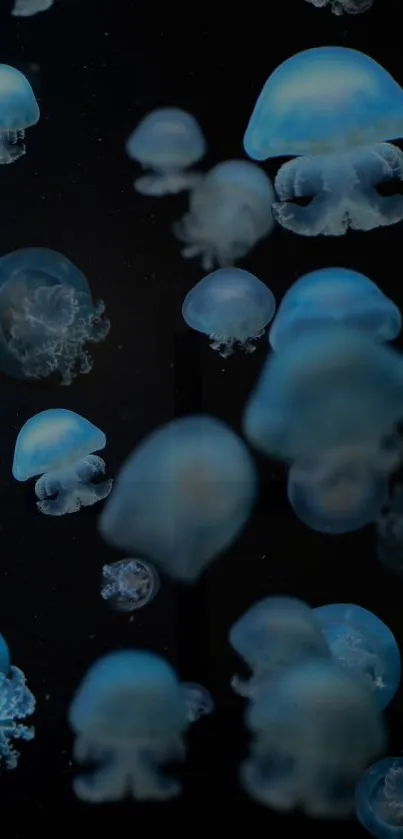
top-left (12, 0), bottom-right (54, 14)
top-left (0, 248), bottom-right (110, 386)
top-left (376, 484), bottom-right (403, 576)
top-left (182, 268), bottom-right (276, 357)
top-left (269, 268), bottom-right (401, 352)
top-left (126, 107), bottom-right (206, 196)
top-left (69, 650), bottom-right (188, 802)
top-left (0, 65), bottom-right (39, 164)
top-left (305, 0), bottom-right (375, 13)
top-left (13, 408), bottom-right (112, 516)
top-left (182, 683), bottom-right (214, 724)
top-left (0, 634), bottom-right (36, 769)
top-left (241, 658), bottom-right (386, 817)
top-left (174, 160), bottom-right (275, 270)
top-left (313, 604), bottom-right (401, 710)
top-left (0, 634), bottom-right (10, 676)
top-left (244, 48), bottom-right (403, 236)
top-left (356, 758), bottom-right (403, 839)
top-left (101, 558), bottom-right (160, 612)
top-left (100, 415), bottom-right (257, 583)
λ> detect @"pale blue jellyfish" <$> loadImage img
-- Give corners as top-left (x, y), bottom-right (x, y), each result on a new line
top-left (99, 415), bottom-right (257, 583)
top-left (313, 604), bottom-right (400, 710)
top-left (182, 683), bottom-right (214, 724)
top-left (69, 650), bottom-right (188, 802)
top-left (356, 758), bottom-right (403, 839)
top-left (0, 634), bottom-right (36, 769)
top-left (376, 484), bottom-right (403, 576)
top-left (305, 0), bottom-right (375, 14)
top-left (12, 0), bottom-right (54, 14)
top-left (101, 558), bottom-right (160, 612)
top-left (182, 268), bottom-right (276, 357)
top-left (241, 658), bottom-right (386, 817)
top-left (174, 160), bottom-right (275, 270)
top-left (0, 64), bottom-right (39, 164)
top-left (269, 268), bottom-right (401, 352)
top-left (13, 408), bottom-right (112, 515)
top-left (244, 48), bottom-right (403, 236)
top-left (126, 107), bottom-right (206, 196)
top-left (0, 634), bottom-right (10, 676)
top-left (0, 248), bottom-right (110, 386)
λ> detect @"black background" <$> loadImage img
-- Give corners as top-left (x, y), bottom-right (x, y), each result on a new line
top-left (0, 0), bottom-right (402, 834)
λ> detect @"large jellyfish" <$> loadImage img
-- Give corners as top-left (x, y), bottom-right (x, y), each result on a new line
top-left (0, 64), bottom-right (39, 164)
top-left (182, 268), bottom-right (276, 357)
top-left (101, 558), bottom-right (160, 612)
top-left (13, 408), bottom-right (112, 515)
top-left (305, 0), bottom-right (375, 14)
top-left (174, 160), bottom-right (275, 270)
top-left (376, 484), bottom-right (403, 576)
top-left (243, 47), bottom-right (403, 236)
top-left (69, 650), bottom-right (188, 802)
top-left (0, 633), bottom-right (36, 769)
top-left (269, 268), bottom-right (401, 352)
top-left (356, 757), bottom-right (403, 839)
top-left (99, 415), bottom-right (257, 583)
top-left (126, 107), bottom-right (206, 195)
top-left (313, 604), bottom-right (401, 710)
top-left (0, 248), bottom-right (110, 386)
top-left (12, 0), bottom-right (54, 14)
top-left (241, 658), bottom-right (386, 817)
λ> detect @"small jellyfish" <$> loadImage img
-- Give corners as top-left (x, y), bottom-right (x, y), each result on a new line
top-left (101, 558), bottom-right (160, 612)
top-left (313, 604), bottom-right (401, 710)
top-left (356, 757), bottom-right (403, 839)
top-left (182, 683), bottom-right (214, 724)
top-left (126, 107), bottom-right (206, 195)
top-left (0, 64), bottom-right (39, 164)
top-left (182, 268), bottom-right (276, 357)
top-left (174, 160), bottom-right (275, 270)
top-left (99, 415), bottom-right (257, 583)
top-left (376, 484), bottom-right (403, 576)
top-left (13, 408), bottom-right (113, 516)
top-left (305, 0), bottom-right (375, 13)
top-left (12, 0), bottom-right (54, 14)
top-left (69, 650), bottom-right (188, 802)
top-left (0, 248), bottom-right (110, 386)
top-left (0, 635), bottom-right (36, 769)
top-left (269, 268), bottom-right (401, 352)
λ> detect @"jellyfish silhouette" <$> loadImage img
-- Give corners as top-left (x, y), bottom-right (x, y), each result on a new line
top-left (12, 0), bottom-right (54, 14)
top-left (305, 0), bottom-right (375, 14)
top-left (376, 483), bottom-right (403, 576)
top-left (0, 64), bottom-right (39, 163)
top-left (182, 683), bottom-right (214, 724)
top-left (0, 632), bottom-right (36, 769)
top-left (356, 757), bottom-right (403, 839)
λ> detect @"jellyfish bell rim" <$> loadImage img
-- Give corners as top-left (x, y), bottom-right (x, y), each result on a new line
top-left (355, 757), bottom-right (403, 838)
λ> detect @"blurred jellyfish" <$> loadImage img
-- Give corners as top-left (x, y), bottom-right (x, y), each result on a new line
top-left (0, 634), bottom-right (10, 676)
top-left (269, 268), bottom-right (401, 352)
top-left (0, 635), bottom-right (35, 769)
top-left (182, 268), bottom-right (276, 357)
top-left (229, 596), bottom-right (330, 700)
top-left (241, 658), bottom-right (386, 817)
top-left (305, 0), bottom-right (375, 13)
top-left (174, 160), bottom-right (275, 270)
top-left (100, 415), bottom-right (257, 583)
top-left (356, 757), bottom-right (403, 839)
top-left (182, 683), bottom-right (214, 724)
top-left (314, 604), bottom-right (400, 710)
top-left (13, 408), bottom-right (112, 516)
top-left (0, 64), bottom-right (39, 164)
top-left (376, 483), bottom-right (403, 576)
top-left (126, 107), bottom-right (206, 195)
top-left (0, 248), bottom-right (110, 386)
top-left (12, 0), bottom-right (54, 14)
top-left (243, 48), bottom-right (403, 236)
top-left (101, 558), bottom-right (160, 612)
top-left (69, 650), bottom-right (188, 802)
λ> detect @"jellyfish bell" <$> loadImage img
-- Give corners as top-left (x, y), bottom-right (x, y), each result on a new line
top-left (0, 64), bottom-right (39, 164)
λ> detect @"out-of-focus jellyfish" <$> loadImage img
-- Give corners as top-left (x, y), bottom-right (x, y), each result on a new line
top-left (182, 683), bottom-right (214, 724)
top-left (356, 757), bottom-right (403, 839)
top-left (0, 634), bottom-right (10, 676)
top-left (241, 658), bottom-right (386, 817)
top-left (0, 635), bottom-right (36, 769)
top-left (0, 64), bottom-right (39, 164)
top-left (13, 408), bottom-right (112, 516)
top-left (229, 596), bottom-right (330, 699)
top-left (0, 247), bottom-right (110, 386)
top-left (126, 107), bottom-right (206, 196)
top-left (68, 650), bottom-right (188, 802)
top-left (100, 415), bottom-right (257, 583)
top-left (243, 48), bottom-right (403, 236)
top-left (376, 484), bottom-right (403, 576)
top-left (12, 0), bottom-right (54, 14)
top-left (101, 558), bottom-right (160, 612)
top-left (174, 160), bottom-right (275, 270)
top-left (269, 268), bottom-right (401, 352)
top-left (182, 268), bottom-right (276, 357)
top-left (305, 0), bottom-right (375, 14)
top-left (314, 604), bottom-right (400, 710)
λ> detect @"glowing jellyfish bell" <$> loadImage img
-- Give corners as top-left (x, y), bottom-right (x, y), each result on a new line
top-left (12, 0), bottom-right (54, 14)
top-left (0, 64), bottom-right (39, 164)
top-left (356, 757), bottom-right (403, 839)
top-left (13, 408), bottom-right (112, 516)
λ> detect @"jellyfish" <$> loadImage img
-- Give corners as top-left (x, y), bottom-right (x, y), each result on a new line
top-left (356, 757), bottom-right (403, 839)
top-left (305, 0), bottom-right (375, 14)
top-left (99, 415), bottom-right (257, 583)
top-left (182, 683), bottom-right (214, 724)
top-left (101, 558), bottom-right (160, 612)
top-left (0, 635), bottom-right (36, 769)
top-left (0, 633), bottom-right (10, 676)
top-left (243, 47), bottom-right (403, 236)
top-left (0, 64), bottom-right (39, 164)
top-left (376, 484), bottom-right (403, 576)
top-left (269, 268), bottom-right (401, 352)
top-left (0, 248), bottom-right (110, 386)
top-left (174, 160), bottom-right (275, 270)
top-left (13, 408), bottom-right (112, 515)
top-left (126, 107), bottom-right (206, 195)
top-left (12, 0), bottom-right (54, 14)
top-left (69, 650), bottom-right (188, 802)
top-left (182, 268), bottom-right (276, 357)
top-left (241, 658), bottom-right (386, 817)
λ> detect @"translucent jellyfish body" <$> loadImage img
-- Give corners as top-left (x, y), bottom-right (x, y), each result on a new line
top-left (69, 650), bottom-right (188, 802)
top-left (356, 757), bottom-right (403, 839)
top-left (376, 484), bottom-right (403, 576)
top-left (305, 0), bottom-right (375, 14)
top-left (13, 408), bottom-right (112, 515)
top-left (269, 268), bottom-right (401, 352)
top-left (0, 633), bottom-right (10, 675)
top-left (182, 683), bottom-right (214, 724)
top-left (313, 604), bottom-right (401, 710)
top-left (12, 0), bottom-right (54, 14)
top-left (0, 64), bottom-right (39, 164)
top-left (241, 658), bottom-right (386, 817)
top-left (0, 636), bottom-right (35, 769)
top-left (182, 268), bottom-right (276, 357)
top-left (101, 558), bottom-right (160, 612)
top-left (174, 160), bottom-right (275, 270)
top-left (100, 415), bottom-right (257, 583)
top-left (0, 248), bottom-right (110, 386)
top-left (126, 107), bottom-right (206, 196)
top-left (243, 48), bottom-right (403, 236)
